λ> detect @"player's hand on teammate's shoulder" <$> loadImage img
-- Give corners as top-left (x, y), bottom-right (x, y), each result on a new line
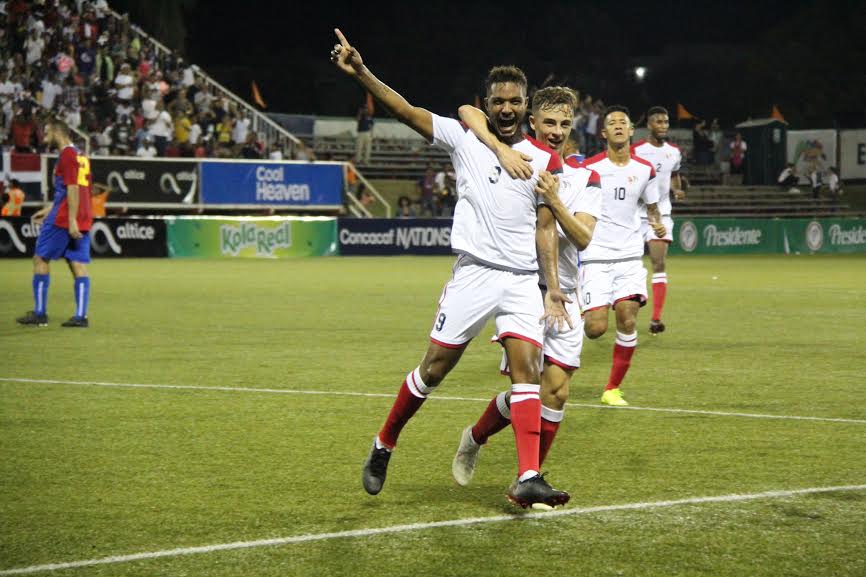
top-left (541, 289), bottom-right (573, 332)
top-left (496, 143), bottom-right (533, 180)
top-left (652, 222), bottom-right (667, 238)
top-left (330, 28), bottom-right (364, 76)
top-left (534, 170), bottom-right (560, 202)
top-left (673, 188), bottom-right (686, 201)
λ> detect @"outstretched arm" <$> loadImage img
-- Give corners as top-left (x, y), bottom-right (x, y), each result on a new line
top-left (535, 171), bottom-right (597, 250)
top-left (647, 203), bottom-right (666, 238)
top-left (536, 204), bottom-right (573, 331)
top-left (330, 29), bottom-right (433, 141)
top-left (458, 105), bottom-right (533, 179)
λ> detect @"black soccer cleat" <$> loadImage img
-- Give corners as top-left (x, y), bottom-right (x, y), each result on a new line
top-left (506, 473), bottom-right (571, 509)
top-left (17, 311), bottom-right (48, 326)
top-left (362, 440), bottom-right (392, 495)
top-left (61, 316), bottom-right (89, 328)
top-left (649, 320), bottom-right (666, 334)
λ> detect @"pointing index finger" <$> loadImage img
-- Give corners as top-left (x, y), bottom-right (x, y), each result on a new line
top-left (334, 28), bottom-right (350, 48)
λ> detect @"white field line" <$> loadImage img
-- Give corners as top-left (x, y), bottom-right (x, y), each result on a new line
top-left (1, 483), bottom-right (864, 576)
top-left (1, 377), bottom-right (865, 425)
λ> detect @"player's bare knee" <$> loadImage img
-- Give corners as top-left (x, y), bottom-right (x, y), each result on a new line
top-left (584, 320), bottom-right (607, 339)
top-left (32, 256), bottom-right (49, 274)
top-left (618, 317), bottom-right (637, 334)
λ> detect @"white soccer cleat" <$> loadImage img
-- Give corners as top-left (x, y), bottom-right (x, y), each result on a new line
top-left (452, 426), bottom-right (482, 486)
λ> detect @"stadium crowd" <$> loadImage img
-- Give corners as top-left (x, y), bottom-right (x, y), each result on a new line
top-left (0, 0), bottom-right (299, 160)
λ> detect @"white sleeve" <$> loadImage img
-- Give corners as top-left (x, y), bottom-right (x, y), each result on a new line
top-left (432, 114), bottom-right (467, 153)
top-left (673, 148), bottom-right (682, 172)
top-left (642, 171), bottom-right (660, 205)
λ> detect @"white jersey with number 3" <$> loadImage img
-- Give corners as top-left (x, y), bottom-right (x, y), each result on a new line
top-left (632, 140), bottom-right (681, 217)
top-left (579, 152), bottom-right (658, 262)
top-left (432, 114), bottom-right (562, 273)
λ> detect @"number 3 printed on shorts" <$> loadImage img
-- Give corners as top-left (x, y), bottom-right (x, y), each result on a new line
top-left (434, 312), bottom-right (447, 331)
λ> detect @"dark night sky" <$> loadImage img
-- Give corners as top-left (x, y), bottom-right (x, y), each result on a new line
top-left (114, 0), bottom-right (866, 127)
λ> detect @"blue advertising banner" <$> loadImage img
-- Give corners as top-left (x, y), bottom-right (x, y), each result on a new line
top-left (200, 161), bottom-right (343, 208)
top-left (338, 218), bottom-right (453, 255)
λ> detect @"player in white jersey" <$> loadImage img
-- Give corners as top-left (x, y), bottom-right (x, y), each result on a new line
top-left (449, 87), bottom-right (603, 485)
top-left (581, 106), bottom-right (666, 407)
top-left (632, 106), bottom-right (685, 334)
top-left (330, 30), bottom-right (571, 509)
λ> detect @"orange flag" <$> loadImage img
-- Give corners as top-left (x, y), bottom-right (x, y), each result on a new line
top-left (251, 81), bottom-right (266, 109)
top-left (676, 103), bottom-right (694, 120)
top-left (366, 92), bottom-right (375, 115)
top-left (771, 104), bottom-right (785, 122)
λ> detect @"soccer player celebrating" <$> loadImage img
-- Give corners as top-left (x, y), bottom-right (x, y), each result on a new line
top-left (330, 30), bottom-right (571, 508)
top-left (581, 106), bottom-right (665, 406)
top-left (450, 87), bottom-right (602, 485)
top-left (16, 119), bottom-right (93, 328)
top-left (631, 107), bottom-right (684, 334)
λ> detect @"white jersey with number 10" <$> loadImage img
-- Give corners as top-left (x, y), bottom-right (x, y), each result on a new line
top-left (579, 152), bottom-right (658, 262)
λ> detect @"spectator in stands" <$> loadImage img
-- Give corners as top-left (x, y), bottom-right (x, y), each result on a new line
top-left (1, 179), bottom-right (25, 217)
top-left (232, 111), bottom-right (250, 147)
top-left (692, 119), bottom-right (714, 165)
top-left (396, 195), bottom-right (416, 218)
top-left (40, 73), bottom-right (63, 111)
top-left (148, 100), bottom-right (173, 156)
top-left (11, 109), bottom-right (36, 152)
top-left (24, 28), bottom-right (45, 67)
top-left (136, 134), bottom-right (157, 158)
top-left (240, 131), bottom-right (263, 159)
top-left (112, 116), bottom-right (133, 155)
top-left (709, 118), bottom-right (722, 163)
top-left (417, 165), bottom-right (436, 216)
top-left (777, 163), bottom-right (799, 193)
top-left (294, 141), bottom-right (316, 161)
top-left (114, 62), bottom-right (135, 103)
top-left (729, 132), bottom-right (747, 179)
top-left (173, 111), bottom-right (191, 152)
top-left (355, 104), bottom-right (373, 165)
top-left (826, 167), bottom-right (842, 199)
top-left (358, 188), bottom-right (375, 210)
top-left (215, 113), bottom-right (234, 153)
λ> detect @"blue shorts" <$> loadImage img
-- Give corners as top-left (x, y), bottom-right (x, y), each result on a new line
top-left (35, 222), bottom-right (91, 263)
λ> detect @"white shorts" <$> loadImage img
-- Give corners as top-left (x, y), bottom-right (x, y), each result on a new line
top-left (579, 259), bottom-right (647, 313)
top-left (500, 291), bottom-right (584, 374)
top-left (430, 255), bottom-right (544, 349)
top-left (641, 215), bottom-right (674, 243)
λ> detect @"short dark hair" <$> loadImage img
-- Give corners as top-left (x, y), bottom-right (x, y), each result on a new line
top-left (532, 86), bottom-right (578, 115)
top-left (603, 105), bottom-right (631, 124)
top-left (485, 66), bottom-right (527, 95)
top-left (647, 106), bottom-right (669, 119)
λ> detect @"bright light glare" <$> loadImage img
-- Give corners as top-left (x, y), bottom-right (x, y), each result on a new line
top-left (634, 66), bottom-right (647, 80)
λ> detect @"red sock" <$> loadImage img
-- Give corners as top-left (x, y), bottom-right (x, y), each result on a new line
top-left (651, 273), bottom-right (668, 321)
top-left (378, 368), bottom-right (428, 449)
top-left (539, 417), bottom-right (561, 466)
top-left (471, 392), bottom-right (511, 445)
top-left (510, 384), bottom-right (541, 477)
top-left (605, 332), bottom-right (637, 391)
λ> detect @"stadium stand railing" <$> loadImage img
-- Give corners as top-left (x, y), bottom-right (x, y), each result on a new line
top-left (674, 186), bottom-right (857, 218)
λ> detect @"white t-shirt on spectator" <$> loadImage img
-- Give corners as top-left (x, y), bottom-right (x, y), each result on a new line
top-left (115, 102), bottom-right (133, 121)
top-left (115, 72), bottom-right (134, 100)
top-left (141, 97), bottom-right (158, 120)
top-left (269, 149), bottom-right (284, 160)
top-left (149, 110), bottom-right (173, 138)
top-left (25, 35), bottom-right (44, 65)
top-left (40, 79), bottom-right (63, 110)
top-left (232, 117), bottom-right (250, 144)
top-left (136, 144), bottom-right (157, 158)
top-left (188, 123), bottom-right (202, 145)
top-left (182, 66), bottom-right (195, 87)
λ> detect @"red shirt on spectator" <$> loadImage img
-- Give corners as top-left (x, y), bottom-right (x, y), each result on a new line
top-left (12, 118), bottom-right (35, 150)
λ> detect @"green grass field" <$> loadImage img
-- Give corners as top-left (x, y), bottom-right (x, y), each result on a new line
top-left (1, 254), bottom-right (865, 577)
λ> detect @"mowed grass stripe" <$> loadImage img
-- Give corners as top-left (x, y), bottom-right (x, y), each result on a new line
top-left (2, 377), bottom-right (865, 425)
top-left (1, 483), bottom-right (864, 576)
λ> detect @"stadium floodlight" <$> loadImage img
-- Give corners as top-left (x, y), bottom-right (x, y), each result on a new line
top-left (634, 66), bottom-right (647, 81)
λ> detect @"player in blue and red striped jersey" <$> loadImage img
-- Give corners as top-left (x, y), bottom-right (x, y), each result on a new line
top-left (17, 119), bottom-right (93, 328)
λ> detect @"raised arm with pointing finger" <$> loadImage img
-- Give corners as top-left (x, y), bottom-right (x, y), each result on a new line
top-left (330, 29), bottom-right (433, 142)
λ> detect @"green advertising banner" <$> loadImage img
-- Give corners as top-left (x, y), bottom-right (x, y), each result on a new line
top-left (669, 218), bottom-right (784, 255)
top-left (670, 218), bottom-right (866, 255)
top-left (781, 219), bottom-right (866, 254)
top-left (166, 216), bottom-right (337, 258)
